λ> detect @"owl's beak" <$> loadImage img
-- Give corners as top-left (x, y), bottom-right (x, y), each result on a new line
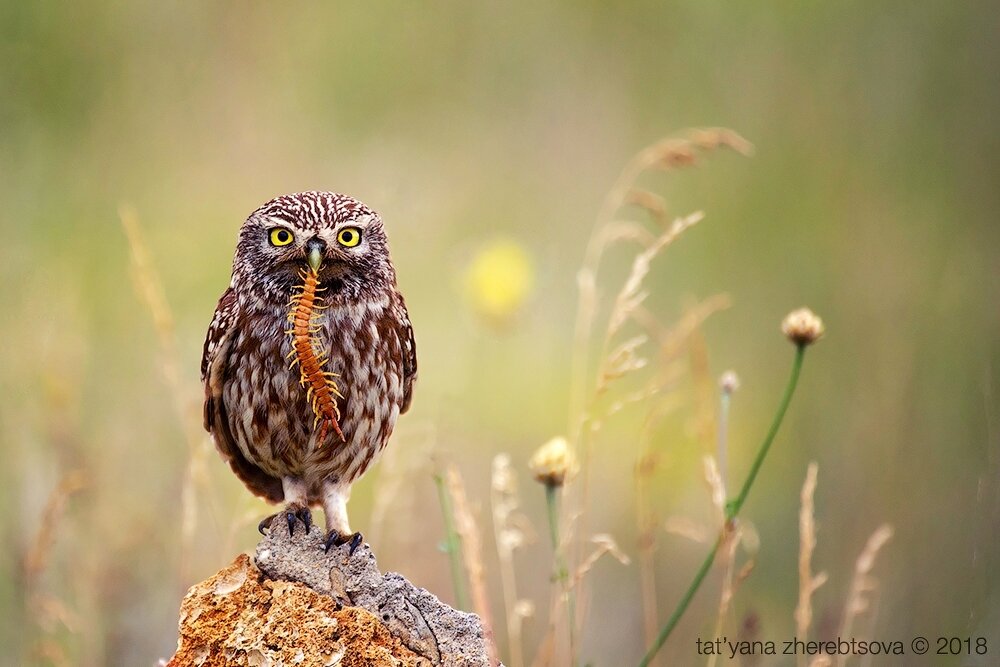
top-left (305, 237), bottom-right (326, 273)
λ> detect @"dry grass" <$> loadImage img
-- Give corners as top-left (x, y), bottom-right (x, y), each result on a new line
top-left (120, 205), bottom-right (217, 585)
top-left (21, 470), bottom-right (87, 667)
top-left (832, 525), bottom-right (894, 667)
top-left (563, 132), bottom-right (751, 661)
top-left (561, 131), bottom-right (743, 664)
top-left (571, 534), bottom-right (630, 588)
top-left (568, 129), bottom-right (752, 447)
top-left (539, 132), bottom-right (891, 667)
top-left (443, 465), bottom-right (501, 665)
top-left (491, 454), bottom-right (533, 667)
top-left (419, 129), bottom-right (751, 666)
top-left (369, 423), bottom-right (437, 547)
top-left (22, 471), bottom-right (87, 583)
top-left (796, 462), bottom-right (828, 667)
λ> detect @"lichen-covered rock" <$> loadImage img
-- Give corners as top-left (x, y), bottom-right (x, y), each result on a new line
top-left (166, 529), bottom-right (495, 667)
top-left (255, 529), bottom-right (493, 667)
top-left (167, 554), bottom-right (427, 667)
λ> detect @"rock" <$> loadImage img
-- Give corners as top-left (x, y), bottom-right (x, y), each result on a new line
top-left (167, 529), bottom-right (495, 667)
top-left (166, 554), bottom-right (424, 667)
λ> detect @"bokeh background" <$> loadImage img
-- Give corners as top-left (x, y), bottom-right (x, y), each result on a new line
top-left (2, 2), bottom-right (998, 665)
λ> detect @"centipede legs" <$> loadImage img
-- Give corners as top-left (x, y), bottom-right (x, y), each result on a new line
top-left (287, 268), bottom-right (346, 444)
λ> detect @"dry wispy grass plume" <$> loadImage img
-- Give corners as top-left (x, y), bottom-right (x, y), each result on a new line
top-left (796, 462), bottom-right (828, 667)
top-left (569, 129), bottom-right (751, 662)
top-left (423, 128), bottom-right (758, 666)
top-left (435, 128), bottom-right (868, 667)
top-left (120, 205), bottom-right (220, 587)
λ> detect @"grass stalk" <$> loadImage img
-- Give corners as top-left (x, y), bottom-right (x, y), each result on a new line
top-left (544, 484), bottom-right (577, 666)
top-left (638, 342), bottom-right (808, 667)
top-left (120, 205), bottom-right (215, 584)
top-left (639, 533), bottom-right (724, 667)
top-left (726, 345), bottom-right (805, 520)
top-left (718, 389), bottom-right (732, 487)
top-left (434, 472), bottom-right (470, 611)
top-left (635, 454), bottom-right (660, 658)
top-left (446, 466), bottom-right (500, 665)
top-left (491, 454), bottom-right (527, 667)
top-left (706, 373), bottom-right (739, 667)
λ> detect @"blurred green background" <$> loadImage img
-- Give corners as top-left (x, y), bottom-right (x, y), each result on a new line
top-left (2, 2), bottom-right (998, 665)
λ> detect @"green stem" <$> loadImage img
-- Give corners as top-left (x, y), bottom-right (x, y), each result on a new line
top-left (726, 344), bottom-right (805, 520)
top-left (718, 391), bottom-right (731, 489)
top-left (546, 484), bottom-right (560, 551)
top-left (434, 473), bottom-right (469, 611)
top-left (545, 484), bottom-right (577, 667)
top-left (638, 344), bottom-right (807, 667)
top-left (638, 534), bottom-right (724, 667)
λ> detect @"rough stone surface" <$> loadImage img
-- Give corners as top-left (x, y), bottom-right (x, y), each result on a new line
top-left (167, 554), bottom-right (426, 667)
top-left (167, 530), bottom-right (494, 667)
top-left (255, 529), bottom-right (492, 667)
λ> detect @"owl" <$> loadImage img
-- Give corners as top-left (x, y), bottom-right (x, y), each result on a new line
top-left (201, 191), bottom-right (416, 552)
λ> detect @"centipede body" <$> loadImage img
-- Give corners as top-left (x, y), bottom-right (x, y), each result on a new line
top-left (287, 268), bottom-right (346, 444)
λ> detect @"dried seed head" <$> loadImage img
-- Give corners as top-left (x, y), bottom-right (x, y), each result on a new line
top-left (719, 370), bottom-right (741, 394)
top-left (529, 436), bottom-right (578, 488)
top-left (781, 308), bottom-right (825, 346)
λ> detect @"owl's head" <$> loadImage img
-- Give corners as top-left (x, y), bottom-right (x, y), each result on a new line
top-left (232, 191), bottom-right (396, 303)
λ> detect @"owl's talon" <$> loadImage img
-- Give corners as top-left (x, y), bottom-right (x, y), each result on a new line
top-left (324, 530), bottom-right (364, 555)
top-left (296, 507), bottom-right (313, 535)
top-left (258, 504), bottom-right (312, 537)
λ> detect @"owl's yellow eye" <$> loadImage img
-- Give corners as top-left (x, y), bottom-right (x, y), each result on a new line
top-left (269, 228), bottom-right (294, 247)
top-left (337, 227), bottom-right (362, 247)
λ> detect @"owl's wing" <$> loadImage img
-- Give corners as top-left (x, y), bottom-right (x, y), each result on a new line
top-left (201, 287), bottom-right (283, 503)
top-left (201, 286), bottom-right (238, 382)
top-left (396, 294), bottom-right (418, 414)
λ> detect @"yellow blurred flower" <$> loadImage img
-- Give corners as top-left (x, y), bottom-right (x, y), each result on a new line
top-left (463, 240), bottom-right (534, 326)
top-left (529, 436), bottom-right (579, 488)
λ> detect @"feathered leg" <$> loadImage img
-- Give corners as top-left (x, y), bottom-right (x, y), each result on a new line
top-left (321, 478), bottom-right (363, 554)
top-left (258, 477), bottom-right (312, 536)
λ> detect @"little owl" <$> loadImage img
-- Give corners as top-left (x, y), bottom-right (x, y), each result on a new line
top-left (201, 191), bottom-right (416, 552)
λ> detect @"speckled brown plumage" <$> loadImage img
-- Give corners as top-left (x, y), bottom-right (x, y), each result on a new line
top-left (201, 191), bottom-right (416, 543)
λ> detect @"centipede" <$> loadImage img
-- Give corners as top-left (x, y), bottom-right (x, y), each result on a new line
top-left (286, 268), bottom-right (346, 445)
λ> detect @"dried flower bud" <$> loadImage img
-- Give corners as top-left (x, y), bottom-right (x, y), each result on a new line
top-left (529, 436), bottom-right (578, 488)
top-left (719, 370), bottom-right (740, 394)
top-left (781, 308), bottom-right (825, 346)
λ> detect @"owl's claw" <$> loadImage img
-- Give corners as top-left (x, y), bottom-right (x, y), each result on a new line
top-left (258, 504), bottom-right (313, 536)
top-left (324, 530), bottom-right (364, 556)
top-left (296, 507), bottom-right (313, 534)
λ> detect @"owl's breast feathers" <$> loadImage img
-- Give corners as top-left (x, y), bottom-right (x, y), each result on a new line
top-left (201, 287), bottom-right (416, 503)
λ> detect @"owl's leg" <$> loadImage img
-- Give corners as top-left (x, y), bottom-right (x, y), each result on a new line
top-left (321, 479), bottom-right (363, 555)
top-left (258, 477), bottom-right (312, 536)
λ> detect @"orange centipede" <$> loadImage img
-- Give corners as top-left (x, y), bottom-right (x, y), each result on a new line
top-left (286, 268), bottom-right (346, 444)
